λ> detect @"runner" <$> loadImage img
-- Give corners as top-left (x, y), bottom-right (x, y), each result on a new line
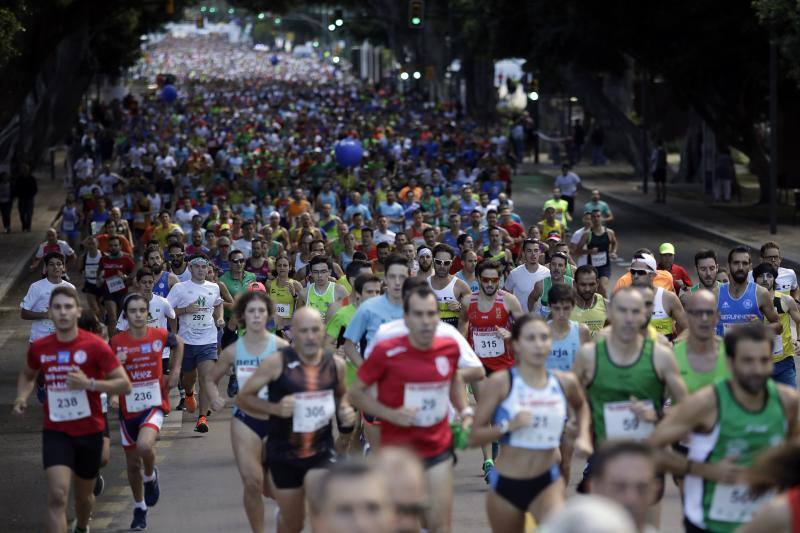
top-left (111, 294), bottom-right (184, 530)
top-left (415, 246), bottom-right (434, 280)
top-left (759, 241), bottom-right (799, 298)
top-left (629, 254), bottom-right (688, 340)
top-left (458, 260), bottom-right (524, 480)
top-left (167, 242), bottom-right (191, 282)
top-left (297, 256), bottom-right (347, 321)
top-left (143, 247), bottom-right (179, 298)
top-left (535, 252), bottom-right (573, 317)
top-left (480, 226), bottom-right (514, 280)
top-left (752, 262), bottom-right (800, 387)
top-left (244, 237), bottom-right (272, 283)
top-left (469, 314), bottom-right (591, 532)
top-left (570, 265), bottom-right (609, 337)
top-left (350, 283), bottom-right (473, 533)
top-left (206, 291), bottom-right (289, 533)
top-left (504, 238), bottom-right (549, 313)
top-left (657, 243), bottom-right (693, 295)
top-left (97, 235), bottom-right (135, 334)
top-left (648, 322), bottom-right (799, 532)
top-left (572, 287), bottom-right (687, 499)
top-left (429, 244), bottom-right (472, 328)
top-left (455, 249), bottom-right (479, 293)
top-left (269, 255), bottom-right (303, 337)
top-left (79, 236), bottom-right (103, 318)
top-left (577, 209), bottom-right (618, 295)
top-left (21, 252), bottom-right (76, 343)
top-left (739, 442), bottom-right (800, 533)
top-left (13, 286), bottom-right (131, 533)
top-left (682, 249), bottom-right (721, 305)
top-left (166, 254), bottom-right (225, 433)
top-left (716, 246), bottom-right (781, 337)
top-left (236, 307), bottom-right (356, 533)
top-left (219, 248), bottom-right (257, 351)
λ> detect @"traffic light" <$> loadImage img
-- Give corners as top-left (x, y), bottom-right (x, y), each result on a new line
top-left (408, 0), bottom-right (424, 29)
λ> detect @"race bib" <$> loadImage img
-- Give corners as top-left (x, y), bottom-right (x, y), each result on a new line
top-left (275, 302), bottom-right (292, 318)
top-left (708, 483), bottom-right (770, 523)
top-left (472, 329), bottom-right (505, 358)
top-left (603, 400), bottom-right (655, 440)
top-left (189, 310), bottom-right (213, 334)
top-left (125, 379), bottom-right (162, 412)
top-left (84, 264), bottom-right (98, 280)
top-left (106, 275), bottom-right (125, 293)
top-left (509, 400), bottom-right (567, 449)
top-left (236, 364), bottom-right (269, 400)
top-left (62, 220), bottom-right (75, 231)
top-left (591, 252), bottom-right (607, 267)
top-left (292, 390), bottom-right (335, 433)
top-left (48, 388), bottom-right (91, 422)
top-left (404, 381), bottom-right (450, 427)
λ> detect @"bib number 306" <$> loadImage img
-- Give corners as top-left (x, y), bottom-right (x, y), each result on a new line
top-left (292, 390), bottom-right (335, 433)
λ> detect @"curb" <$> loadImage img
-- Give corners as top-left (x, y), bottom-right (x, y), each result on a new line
top-left (588, 182), bottom-right (800, 273)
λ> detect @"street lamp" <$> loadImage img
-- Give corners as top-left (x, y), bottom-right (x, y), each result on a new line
top-left (312, 40), bottom-right (320, 48)
top-left (274, 17), bottom-right (282, 25)
top-left (412, 71), bottom-right (422, 80)
top-left (332, 56), bottom-right (340, 64)
top-left (400, 72), bottom-right (410, 80)
top-left (528, 91), bottom-right (539, 101)
top-left (328, 23), bottom-right (336, 31)
top-left (257, 12), bottom-right (265, 20)
top-left (209, 6), bottom-right (216, 13)
top-left (228, 8), bottom-right (234, 14)
top-left (335, 18), bottom-right (343, 26)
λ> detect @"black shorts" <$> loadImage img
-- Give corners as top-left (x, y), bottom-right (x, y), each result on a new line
top-left (423, 449), bottom-right (456, 470)
top-left (683, 518), bottom-right (708, 532)
top-left (266, 452), bottom-right (336, 490)
top-left (489, 464), bottom-right (560, 511)
top-left (82, 282), bottom-right (102, 296)
top-left (652, 169), bottom-right (667, 183)
top-left (42, 430), bottom-right (104, 480)
top-left (233, 406), bottom-right (271, 440)
top-left (220, 328), bottom-right (238, 351)
top-left (102, 290), bottom-right (125, 308)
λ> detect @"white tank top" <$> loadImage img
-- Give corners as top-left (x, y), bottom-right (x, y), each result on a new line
top-left (83, 251), bottom-right (102, 285)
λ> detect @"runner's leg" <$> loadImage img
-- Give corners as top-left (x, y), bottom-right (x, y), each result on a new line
top-left (425, 459), bottom-right (455, 533)
top-left (72, 474), bottom-right (96, 531)
top-left (530, 475), bottom-right (565, 523)
top-left (231, 417), bottom-right (267, 533)
top-left (44, 466), bottom-right (71, 533)
top-left (125, 449), bottom-right (145, 504)
top-left (485, 490), bottom-right (525, 533)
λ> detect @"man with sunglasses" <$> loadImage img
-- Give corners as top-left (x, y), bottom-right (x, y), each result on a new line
top-left (458, 259), bottom-right (524, 482)
top-left (167, 242), bottom-right (191, 282)
top-left (428, 244), bottom-right (472, 328)
top-left (504, 238), bottom-right (550, 314)
top-left (298, 256), bottom-right (347, 322)
top-left (630, 254), bottom-right (688, 341)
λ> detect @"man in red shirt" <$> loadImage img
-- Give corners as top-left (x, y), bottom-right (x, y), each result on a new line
top-left (13, 286), bottom-right (131, 533)
top-left (98, 234), bottom-right (135, 333)
top-left (658, 242), bottom-right (693, 295)
top-left (499, 207), bottom-right (526, 259)
top-left (111, 293), bottom-right (183, 530)
top-left (350, 283), bottom-right (473, 533)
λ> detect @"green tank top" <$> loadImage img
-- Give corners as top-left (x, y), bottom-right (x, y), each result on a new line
top-left (541, 275), bottom-right (574, 306)
top-left (587, 338), bottom-right (663, 442)
top-left (570, 293), bottom-right (606, 337)
top-left (220, 271), bottom-right (257, 319)
top-left (673, 339), bottom-right (730, 393)
top-left (690, 281), bottom-right (721, 293)
top-left (692, 380), bottom-right (786, 532)
top-left (306, 281), bottom-right (336, 320)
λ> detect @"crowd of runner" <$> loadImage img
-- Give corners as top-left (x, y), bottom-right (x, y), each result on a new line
top-left (11, 33), bottom-right (800, 533)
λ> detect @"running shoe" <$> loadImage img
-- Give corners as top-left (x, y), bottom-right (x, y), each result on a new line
top-left (93, 474), bottom-right (104, 496)
top-left (194, 415), bottom-right (209, 433)
top-left (130, 508), bottom-right (147, 530)
top-left (144, 467), bottom-right (159, 507)
top-left (175, 397), bottom-right (186, 411)
top-left (227, 374), bottom-right (238, 397)
top-left (183, 394), bottom-right (197, 413)
top-left (482, 460), bottom-right (495, 485)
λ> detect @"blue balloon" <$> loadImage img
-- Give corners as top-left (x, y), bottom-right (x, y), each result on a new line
top-left (270, 55), bottom-right (280, 66)
top-left (160, 84), bottom-right (178, 103)
top-left (335, 138), bottom-right (363, 168)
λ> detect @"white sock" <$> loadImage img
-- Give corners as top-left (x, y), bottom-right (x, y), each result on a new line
top-left (143, 471), bottom-right (156, 482)
top-left (134, 500), bottom-right (147, 511)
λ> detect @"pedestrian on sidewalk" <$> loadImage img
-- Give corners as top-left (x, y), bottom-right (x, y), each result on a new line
top-left (714, 147), bottom-right (734, 203)
top-left (590, 124), bottom-right (607, 165)
top-left (0, 172), bottom-right (12, 233)
top-left (650, 139), bottom-right (668, 203)
top-left (14, 163), bottom-right (37, 231)
top-left (555, 164), bottom-right (581, 216)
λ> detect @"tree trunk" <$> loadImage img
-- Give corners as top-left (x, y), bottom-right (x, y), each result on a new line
top-left (462, 52), bottom-right (495, 127)
top-left (676, 108), bottom-right (704, 183)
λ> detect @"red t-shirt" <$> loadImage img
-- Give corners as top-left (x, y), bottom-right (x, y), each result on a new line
top-left (98, 254), bottom-right (135, 295)
top-left (467, 291), bottom-right (515, 371)
top-left (357, 335), bottom-right (460, 458)
top-left (665, 263), bottom-right (693, 294)
top-left (502, 221), bottom-right (526, 256)
top-left (27, 329), bottom-right (119, 436)
top-left (111, 328), bottom-right (171, 419)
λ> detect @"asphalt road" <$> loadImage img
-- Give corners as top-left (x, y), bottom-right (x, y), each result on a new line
top-left (0, 170), bottom-right (756, 532)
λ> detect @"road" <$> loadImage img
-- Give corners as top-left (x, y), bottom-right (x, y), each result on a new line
top-left (0, 168), bottom-right (764, 531)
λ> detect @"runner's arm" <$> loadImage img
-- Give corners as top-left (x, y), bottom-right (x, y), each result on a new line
top-left (467, 371), bottom-right (509, 447)
top-left (607, 229), bottom-right (618, 258)
top-left (348, 375), bottom-right (407, 424)
top-left (777, 385), bottom-right (800, 439)
top-left (205, 343), bottom-right (236, 407)
top-left (560, 371), bottom-right (593, 455)
top-left (527, 280), bottom-right (543, 312)
top-left (666, 291), bottom-right (689, 334)
top-left (13, 364), bottom-right (38, 412)
top-left (343, 340), bottom-right (363, 367)
top-left (578, 323), bottom-right (592, 345)
top-left (167, 333), bottom-right (184, 384)
top-left (457, 293), bottom-right (470, 338)
top-left (736, 495), bottom-right (792, 533)
top-left (571, 343), bottom-right (596, 388)
top-left (449, 369), bottom-right (469, 416)
top-left (654, 343), bottom-right (688, 403)
top-left (20, 308), bottom-right (49, 320)
top-left (235, 353), bottom-right (285, 417)
top-left (758, 285), bottom-right (783, 334)
top-left (67, 365), bottom-right (131, 395)
top-left (504, 292), bottom-right (525, 320)
top-left (333, 355), bottom-right (356, 428)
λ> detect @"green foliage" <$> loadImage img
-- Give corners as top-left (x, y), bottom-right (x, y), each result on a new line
top-left (754, 0), bottom-right (800, 83)
top-left (0, 7), bottom-right (23, 69)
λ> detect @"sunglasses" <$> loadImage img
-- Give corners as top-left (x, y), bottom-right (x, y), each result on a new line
top-left (434, 259), bottom-right (453, 266)
top-left (231, 259), bottom-right (245, 264)
top-left (630, 269), bottom-right (649, 276)
top-left (481, 276), bottom-right (500, 284)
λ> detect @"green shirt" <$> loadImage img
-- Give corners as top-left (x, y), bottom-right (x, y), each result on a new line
top-left (219, 271), bottom-right (257, 319)
top-left (673, 339), bottom-right (730, 394)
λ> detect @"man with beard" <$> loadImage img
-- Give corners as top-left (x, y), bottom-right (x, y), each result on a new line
top-left (716, 246), bottom-right (781, 337)
top-left (428, 244), bottom-right (471, 328)
top-left (648, 322), bottom-right (799, 532)
top-left (629, 254), bottom-right (688, 341)
top-left (415, 246), bottom-right (434, 280)
top-left (144, 248), bottom-right (179, 298)
top-left (244, 237), bottom-right (271, 283)
top-left (570, 265), bottom-right (609, 338)
top-left (682, 249), bottom-right (720, 305)
top-left (167, 242), bottom-right (191, 282)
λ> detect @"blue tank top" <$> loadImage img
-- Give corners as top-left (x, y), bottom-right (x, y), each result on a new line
top-left (318, 191), bottom-right (338, 214)
top-left (493, 368), bottom-right (567, 450)
top-left (716, 282), bottom-right (763, 336)
top-left (547, 320), bottom-right (581, 371)
top-left (234, 334), bottom-right (277, 401)
top-left (455, 271), bottom-right (479, 293)
top-left (153, 271), bottom-right (170, 298)
top-left (61, 206), bottom-right (79, 233)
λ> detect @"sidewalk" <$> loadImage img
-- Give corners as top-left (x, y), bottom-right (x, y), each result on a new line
top-left (0, 150), bottom-right (69, 305)
top-left (528, 161), bottom-right (800, 271)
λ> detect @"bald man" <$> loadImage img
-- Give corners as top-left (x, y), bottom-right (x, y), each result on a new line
top-left (237, 306), bottom-right (356, 533)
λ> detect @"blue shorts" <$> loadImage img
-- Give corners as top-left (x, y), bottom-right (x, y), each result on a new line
top-left (232, 406), bottom-right (271, 439)
top-left (120, 407), bottom-right (164, 450)
top-left (773, 357), bottom-right (797, 388)
top-left (182, 343), bottom-right (218, 372)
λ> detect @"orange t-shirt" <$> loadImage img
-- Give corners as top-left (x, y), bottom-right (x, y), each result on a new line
top-left (613, 270), bottom-right (675, 294)
top-left (287, 199), bottom-right (311, 220)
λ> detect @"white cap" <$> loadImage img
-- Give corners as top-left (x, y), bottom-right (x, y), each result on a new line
top-left (631, 253), bottom-right (657, 273)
